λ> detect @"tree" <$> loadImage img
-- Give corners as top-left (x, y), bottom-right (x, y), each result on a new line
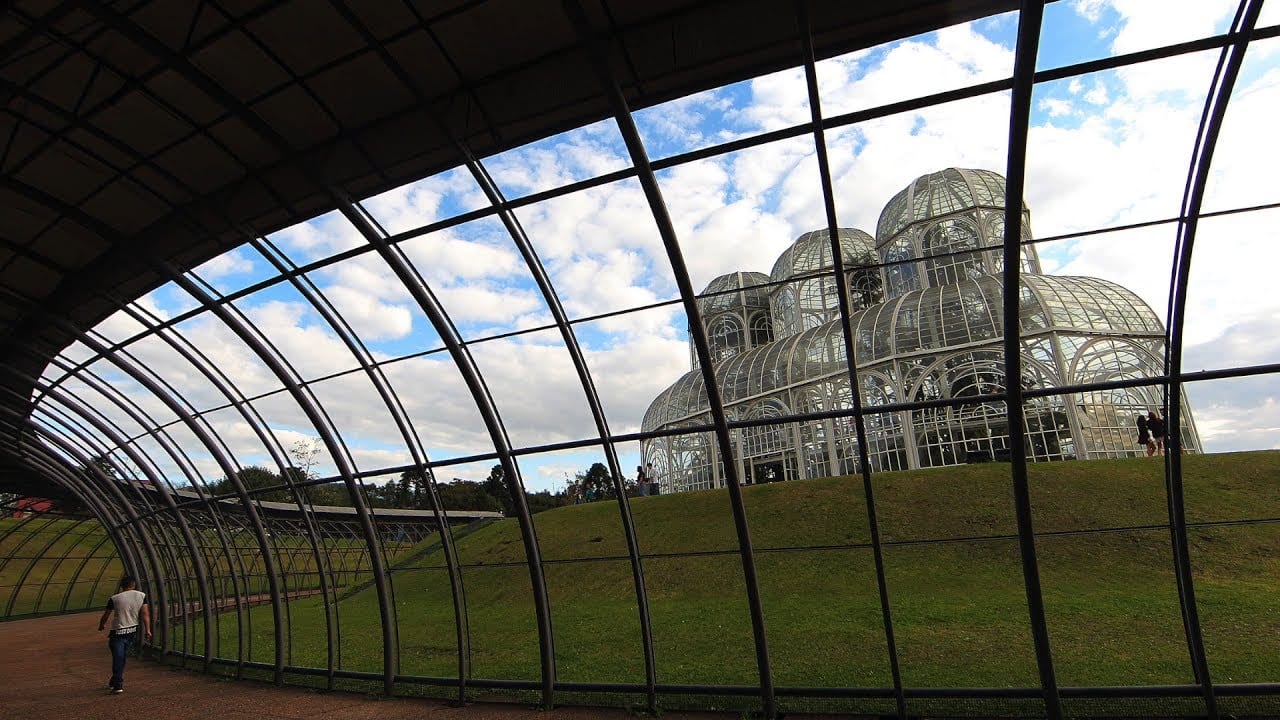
top-left (576, 462), bottom-right (614, 501)
top-left (85, 454), bottom-right (125, 481)
top-left (304, 482), bottom-right (348, 506)
top-left (209, 466), bottom-right (289, 502)
top-left (396, 468), bottom-right (434, 509)
top-left (395, 470), bottom-right (415, 508)
top-left (288, 438), bottom-right (323, 480)
top-left (434, 479), bottom-right (503, 512)
top-left (484, 464), bottom-right (514, 516)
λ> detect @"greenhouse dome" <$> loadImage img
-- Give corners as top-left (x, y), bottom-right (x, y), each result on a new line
top-left (876, 167), bottom-right (1040, 298)
top-left (769, 228), bottom-right (882, 336)
top-left (692, 272), bottom-right (774, 368)
top-left (643, 169), bottom-right (1200, 491)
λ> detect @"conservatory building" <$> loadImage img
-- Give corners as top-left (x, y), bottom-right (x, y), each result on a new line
top-left (641, 168), bottom-right (1201, 494)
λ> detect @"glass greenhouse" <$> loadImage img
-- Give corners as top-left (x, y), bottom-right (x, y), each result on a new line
top-left (642, 168), bottom-right (1201, 492)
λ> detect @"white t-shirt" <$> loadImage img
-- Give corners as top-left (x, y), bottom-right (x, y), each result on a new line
top-left (107, 589), bottom-right (146, 634)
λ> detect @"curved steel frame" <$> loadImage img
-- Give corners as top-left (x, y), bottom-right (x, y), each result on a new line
top-left (2, 3), bottom-right (1278, 719)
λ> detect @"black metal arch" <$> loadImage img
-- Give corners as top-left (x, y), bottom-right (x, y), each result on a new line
top-left (3, 4), bottom-right (1279, 720)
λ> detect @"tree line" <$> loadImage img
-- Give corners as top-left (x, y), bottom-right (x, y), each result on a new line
top-left (47, 449), bottom-right (639, 518)
top-left (199, 463), bottom-right (574, 515)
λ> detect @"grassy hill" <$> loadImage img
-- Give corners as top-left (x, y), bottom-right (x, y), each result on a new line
top-left (188, 451), bottom-right (1280, 699)
top-left (0, 516), bottom-right (122, 617)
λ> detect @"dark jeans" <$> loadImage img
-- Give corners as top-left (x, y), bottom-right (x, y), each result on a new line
top-left (108, 633), bottom-right (134, 689)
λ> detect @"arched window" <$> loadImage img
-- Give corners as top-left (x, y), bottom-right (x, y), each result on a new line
top-left (707, 314), bottom-right (744, 364)
top-left (881, 235), bottom-right (919, 298)
top-left (923, 216), bottom-right (986, 287)
top-left (847, 266), bottom-right (883, 311)
top-left (749, 312), bottom-right (773, 347)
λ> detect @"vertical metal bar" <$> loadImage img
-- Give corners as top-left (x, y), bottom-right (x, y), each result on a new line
top-left (1162, 2), bottom-right (1261, 717)
top-left (8, 422), bottom-right (167, 636)
top-left (29, 518), bottom-right (95, 615)
top-left (43, 387), bottom-right (215, 663)
top-left (20, 398), bottom-right (181, 647)
top-left (250, 234), bottom-right (462, 695)
top-left (40, 351), bottom-right (245, 670)
top-left (34, 407), bottom-right (189, 652)
top-left (337, 203), bottom-right (558, 706)
top-left (117, 296), bottom-right (340, 685)
top-left (66, 328), bottom-right (286, 679)
top-left (25, 347), bottom-right (249, 671)
top-left (446, 151), bottom-right (659, 709)
top-left (160, 264), bottom-right (398, 695)
top-left (6, 446), bottom-right (141, 614)
top-left (1002, 4), bottom-right (1060, 719)
top-left (794, 1), bottom-right (907, 716)
top-left (10, 319), bottom-right (254, 674)
top-left (560, 1), bottom-right (776, 715)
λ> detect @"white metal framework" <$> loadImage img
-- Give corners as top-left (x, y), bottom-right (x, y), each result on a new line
top-left (643, 169), bottom-right (1201, 492)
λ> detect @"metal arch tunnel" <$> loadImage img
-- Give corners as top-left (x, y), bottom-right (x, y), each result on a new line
top-left (2, 2), bottom-right (1279, 719)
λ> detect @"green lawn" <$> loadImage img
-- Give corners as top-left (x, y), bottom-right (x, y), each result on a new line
top-left (185, 451), bottom-right (1280, 696)
top-left (0, 516), bottom-right (122, 617)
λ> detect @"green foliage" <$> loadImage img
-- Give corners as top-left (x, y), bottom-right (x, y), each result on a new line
top-left (207, 465), bottom-right (289, 501)
top-left (484, 464), bottom-right (513, 516)
top-left (576, 461), bottom-right (614, 501)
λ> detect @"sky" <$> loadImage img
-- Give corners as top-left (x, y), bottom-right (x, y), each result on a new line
top-left (35, 0), bottom-right (1280, 494)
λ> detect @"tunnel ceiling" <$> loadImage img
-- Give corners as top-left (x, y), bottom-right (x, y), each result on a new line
top-left (0, 0), bottom-right (1016, 480)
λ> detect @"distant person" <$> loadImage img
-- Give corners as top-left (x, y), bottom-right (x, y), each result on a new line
top-left (97, 575), bottom-right (151, 694)
top-left (645, 463), bottom-right (659, 495)
top-left (1136, 414), bottom-right (1154, 457)
top-left (635, 465), bottom-right (649, 496)
top-left (1147, 410), bottom-right (1166, 456)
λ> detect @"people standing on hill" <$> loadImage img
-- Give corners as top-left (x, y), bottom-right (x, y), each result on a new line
top-left (645, 463), bottom-right (659, 495)
top-left (635, 465), bottom-right (649, 496)
top-left (97, 576), bottom-right (151, 695)
top-left (1147, 410), bottom-right (1167, 456)
top-left (1136, 413), bottom-right (1154, 457)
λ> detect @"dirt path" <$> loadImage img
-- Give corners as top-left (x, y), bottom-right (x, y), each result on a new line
top-left (0, 612), bottom-right (729, 720)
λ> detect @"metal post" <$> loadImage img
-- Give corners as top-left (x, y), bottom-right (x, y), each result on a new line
top-left (1161, 2), bottom-right (1261, 717)
top-left (1002, 4), bottom-right (1060, 719)
top-left (561, 1), bottom-right (776, 714)
top-left (794, 1), bottom-right (907, 716)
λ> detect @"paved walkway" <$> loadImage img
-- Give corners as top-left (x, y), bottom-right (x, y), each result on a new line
top-left (0, 613), bottom-right (728, 720)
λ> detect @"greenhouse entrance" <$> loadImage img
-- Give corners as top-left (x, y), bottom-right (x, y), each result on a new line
top-left (748, 458), bottom-right (788, 484)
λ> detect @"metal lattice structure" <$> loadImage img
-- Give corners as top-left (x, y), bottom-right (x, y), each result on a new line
top-left (643, 169), bottom-right (1202, 491)
top-left (2, 1), bottom-right (1279, 719)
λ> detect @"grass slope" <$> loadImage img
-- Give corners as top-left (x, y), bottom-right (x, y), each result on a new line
top-left (198, 452), bottom-right (1280, 692)
top-left (0, 517), bottom-right (122, 617)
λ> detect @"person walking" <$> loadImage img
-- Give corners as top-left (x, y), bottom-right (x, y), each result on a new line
top-left (97, 576), bottom-right (151, 694)
top-left (1136, 413), bottom-right (1154, 457)
top-left (1147, 410), bottom-right (1167, 456)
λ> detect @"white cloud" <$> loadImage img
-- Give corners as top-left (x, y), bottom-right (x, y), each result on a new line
top-left (193, 248), bottom-right (255, 280)
top-left (1039, 98), bottom-right (1075, 117)
top-left (1083, 79), bottom-right (1110, 105)
top-left (320, 285), bottom-right (413, 341)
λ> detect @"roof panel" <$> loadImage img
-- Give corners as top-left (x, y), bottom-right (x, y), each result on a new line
top-left (303, 51), bottom-right (416, 129)
top-left (189, 29), bottom-right (293, 106)
top-left (245, 1), bottom-right (368, 77)
top-left (89, 89), bottom-right (195, 156)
